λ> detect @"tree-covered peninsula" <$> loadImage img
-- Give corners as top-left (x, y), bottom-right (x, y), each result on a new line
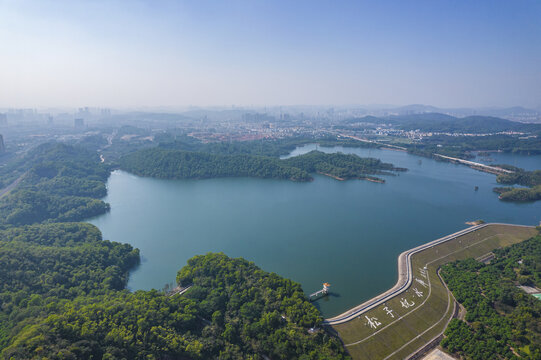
top-left (0, 225), bottom-right (348, 359)
top-left (0, 141), bottom-right (349, 359)
top-left (0, 143), bottom-right (111, 225)
top-left (120, 148), bottom-right (312, 181)
top-left (494, 186), bottom-right (541, 202)
top-left (493, 168), bottom-right (541, 202)
top-left (120, 148), bottom-right (406, 183)
top-left (282, 150), bottom-right (406, 181)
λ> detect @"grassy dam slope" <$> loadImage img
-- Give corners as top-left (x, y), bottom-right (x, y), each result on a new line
top-left (331, 223), bottom-right (538, 360)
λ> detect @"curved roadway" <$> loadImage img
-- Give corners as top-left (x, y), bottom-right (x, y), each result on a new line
top-left (324, 222), bottom-right (534, 325)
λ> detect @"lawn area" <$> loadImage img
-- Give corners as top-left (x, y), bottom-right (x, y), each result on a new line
top-left (331, 224), bottom-right (538, 360)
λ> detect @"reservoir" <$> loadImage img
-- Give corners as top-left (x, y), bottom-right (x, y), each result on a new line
top-left (472, 151), bottom-right (541, 171)
top-left (89, 145), bottom-right (541, 317)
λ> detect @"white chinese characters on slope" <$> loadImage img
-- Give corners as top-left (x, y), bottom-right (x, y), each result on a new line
top-left (415, 278), bottom-right (428, 288)
top-left (364, 316), bottom-right (382, 329)
top-left (383, 306), bottom-right (395, 318)
top-left (400, 298), bottom-right (415, 308)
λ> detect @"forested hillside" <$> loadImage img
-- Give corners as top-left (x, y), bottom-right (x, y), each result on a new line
top-left (394, 114), bottom-right (540, 133)
top-left (497, 168), bottom-right (541, 188)
top-left (120, 148), bottom-right (405, 182)
top-left (493, 168), bottom-right (541, 202)
top-left (0, 222), bottom-right (139, 353)
top-left (0, 233), bottom-right (348, 359)
top-left (120, 148), bottom-right (312, 181)
top-left (283, 150), bottom-right (406, 181)
top-left (0, 141), bottom-right (349, 359)
top-left (156, 135), bottom-right (380, 157)
top-left (338, 114), bottom-right (541, 160)
top-left (349, 113), bottom-right (541, 134)
top-left (441, 234), bottom-right (541, 359)
top-left (0, 143), bottom-right (111, 225)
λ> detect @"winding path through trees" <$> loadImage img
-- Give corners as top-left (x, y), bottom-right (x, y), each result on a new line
top-left (0, 172), bottom-right (26, 198)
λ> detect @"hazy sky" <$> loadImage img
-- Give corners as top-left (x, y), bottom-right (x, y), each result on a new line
top-left (1, 0), bottom-right (540, 108)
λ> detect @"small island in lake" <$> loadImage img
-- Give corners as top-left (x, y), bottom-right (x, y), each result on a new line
top-left (493, 167), bottom-right (541, 202)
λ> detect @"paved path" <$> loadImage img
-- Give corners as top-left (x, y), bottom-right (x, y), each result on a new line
top-left (168, 285), bottom-right (192, 297)
top-left (422, 349), bottom-right (457, 360)
top-left (0, 172), bottom-right (26, 198)
top-left (433, 154), bottom-right (513, 174)
top-left (333, 133), bottom-right (513, 175)
top-left (325, 223), bottom-right (534, 325)
top-left (337, 133), bottom-right (408, 151)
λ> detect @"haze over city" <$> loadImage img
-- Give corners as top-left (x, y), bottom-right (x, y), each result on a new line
top-left (1, 2), bottom-right (541, 360)
top-left (1, 0), bottom-right (541, 109)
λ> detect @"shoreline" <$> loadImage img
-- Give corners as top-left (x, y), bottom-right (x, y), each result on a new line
top-left (317, 172), bottom-right (345, 181)
top-left (317, 172), bottom-right (386, 183)
top-left (465, 220), bottom-right (485, 226)
top-left (363, 177), bottom-right (385, 183)
top-left (324, 222), bottom-right (535, 325)
top-left (433, 153), bottom-right (513, 175)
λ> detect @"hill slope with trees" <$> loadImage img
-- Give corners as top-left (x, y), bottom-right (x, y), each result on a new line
top-left (0, 232), bottom-right (348, 359)
top-left (350, 113), bottom-right (541, 134)
top-left (0, 143), bottom-right (111, 225)
top-left (0, 141), bottom-right (349, 359)
top-left (493, 168), bottom-right (541, 202)
top-left (120, 148), bottom-right (405, 183)
top-left (441, 234), bottom-right (541, 359)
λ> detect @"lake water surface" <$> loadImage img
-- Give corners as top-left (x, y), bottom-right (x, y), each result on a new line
top-left (90, 145), bottom-right (541, 317)
top-left (472, 151), bottom-right (541, 171)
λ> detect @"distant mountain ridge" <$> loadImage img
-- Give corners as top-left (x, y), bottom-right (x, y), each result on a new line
top-left (351, 113), bottom-right (541, 133)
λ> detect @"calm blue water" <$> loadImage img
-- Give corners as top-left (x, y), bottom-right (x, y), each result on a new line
top-left (473, 151), bottom-right (541, 171)
top-left (90, 145), bottom-right (541, 317)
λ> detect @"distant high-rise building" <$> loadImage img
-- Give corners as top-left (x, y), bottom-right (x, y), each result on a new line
top-left (242, 113), bottom-right (275, 122)
top-left (47, 116), bottom-right (54, 125)
top-left (0, 134), bottom-right (5, 153)
top-left (74, 118), bottom-right (84, 128)
top-left (0, 113), bottom-right (7, 126)
top-left (279, 113), bottom-right (291, 121)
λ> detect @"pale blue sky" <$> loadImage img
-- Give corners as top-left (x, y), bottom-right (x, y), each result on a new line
top-left (1, 0), bottom-right (540, 108)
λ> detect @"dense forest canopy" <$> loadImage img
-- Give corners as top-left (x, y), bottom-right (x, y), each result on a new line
top-left (0, 222), bottom-right (139, 298)
top-left (404, 135), bottom-right (541, 161)
top-left (493, 169), bottom-right (541, 202)
top-left (0, 230), bottom-right (348, 359)
top-left (156, 135), bottom-right (381, 157)
top-left (120, 148), bottom-right (405, 183)
top-left (494, 186), bottom-right (541, 202)
top-left (0, 143), bottom-right (111, 225)
top-left (497, 169), bottom-right (541, 188)
top-left (282, 150), bottom-right (405, 181)
top-left (2, 135), bottom-right (540, 358)
top-left (348, 113), bottom-right (541, 134)
top-left (0, 141), bottom-right (349, 359)
top-left (335, 113), bottom-right (541, 160)
top-left (150, 133), bottom-right (541, 202)
top-left (0, 222), bottom-right (140, 354)
top-left (441, 234), bottom-right (541, 359)
top-left (120, 148), bottom-right (312, 181)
